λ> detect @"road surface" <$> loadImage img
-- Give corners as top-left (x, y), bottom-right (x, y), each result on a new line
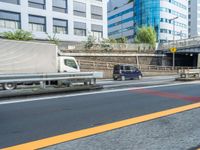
top-left (0, 76), bottom-right (200, 149)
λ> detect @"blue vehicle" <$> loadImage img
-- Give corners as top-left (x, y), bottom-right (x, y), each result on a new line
top-left (113, 64), bottom-right (142, 81)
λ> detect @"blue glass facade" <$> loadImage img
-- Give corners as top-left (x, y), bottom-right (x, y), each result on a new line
top-left (108, 0), bottom-right (188, 42)
top-left (134, 0), bottom-right (160, 40)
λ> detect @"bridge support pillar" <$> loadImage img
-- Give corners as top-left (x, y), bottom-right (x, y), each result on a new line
top-left (198, 54), bottom-right (200, 68)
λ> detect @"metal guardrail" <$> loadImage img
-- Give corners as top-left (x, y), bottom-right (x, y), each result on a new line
top-left (0, 72), bottom-right (103, 90)
top-left (178, 69), bottom-right (200, 79)
top-left (0, 72), bottom-right (93, 83)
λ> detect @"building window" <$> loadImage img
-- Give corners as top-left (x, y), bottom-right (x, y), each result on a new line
top-left (91, 24), bottom-right (103, 39)
top-left (73, 1), bottom-right (86, 17)
top-left (91, 5), bottom-right (103, 20)
top-left (74, 21), bottom-right (86, 36)
top-left (29, 0), bottom-right (45, 9)
top-left (53, 0), bottom-right (67, 13)
top-left (0, 10), bottom-right (20, 29)
top-left (0, 0), bottom-right (20, 5)
top-left (29, 15), bottom-right (46, 32)
top-left (53, 18), bottom-right (68, 34)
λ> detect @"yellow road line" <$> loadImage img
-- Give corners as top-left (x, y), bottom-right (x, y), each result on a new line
top-left (4, 102), bottom-right (200, 150)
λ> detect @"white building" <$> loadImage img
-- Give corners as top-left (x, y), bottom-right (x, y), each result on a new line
top-left (0, 0), bottom-right (107, 42)
top-left (108, 1), bottom-right (134, 42)
top-left (188, 0), bottom-right (200, 38)
top-left (108, 0), bottom-right (188, 43)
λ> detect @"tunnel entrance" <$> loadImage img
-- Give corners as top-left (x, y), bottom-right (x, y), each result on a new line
top-left (166, 53), bottom-right (198, 67)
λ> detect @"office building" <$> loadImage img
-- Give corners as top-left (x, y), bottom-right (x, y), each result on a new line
top-left (108, 0), bottom-right (188, 43)
top-left (188, 0), bottom-right (200, 37)
top-left (0, 0), bottom-right (107, 42)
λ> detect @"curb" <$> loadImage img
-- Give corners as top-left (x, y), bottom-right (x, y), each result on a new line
top-left (0, 85), bottom-right (103, 99)
top-left (175, 78), bottom-right (200, 81)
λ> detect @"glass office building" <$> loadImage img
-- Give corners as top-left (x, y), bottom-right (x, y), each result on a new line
top-left (108, 0), bottom-right (188, 43)
top-left (134, 0), bottom-right (160, 40)
top-left (188, 0), bottom-right (200, 37)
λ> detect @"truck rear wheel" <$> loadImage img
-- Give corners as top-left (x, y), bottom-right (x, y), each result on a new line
top-left (3, 83), bottom-right (17, 90)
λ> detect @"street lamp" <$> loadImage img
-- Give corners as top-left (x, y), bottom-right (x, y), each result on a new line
top-left (169, 16), bottom-right (178, 70)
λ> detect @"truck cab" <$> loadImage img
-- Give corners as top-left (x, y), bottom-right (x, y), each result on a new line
top-left (59, 56), bottom-right (80, 72)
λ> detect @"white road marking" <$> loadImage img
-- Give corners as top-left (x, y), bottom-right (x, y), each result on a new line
top-left (103, 80), bottom-right (174, 88)
top-left (0, 81), bottom-right (200, 105)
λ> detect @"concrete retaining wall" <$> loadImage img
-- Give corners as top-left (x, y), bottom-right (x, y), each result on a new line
top-left (81, 69), bottom-right (177, 79)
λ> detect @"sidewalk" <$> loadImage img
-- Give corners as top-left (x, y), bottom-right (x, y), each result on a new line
top-left (43, 108), bottom-right (200, 150)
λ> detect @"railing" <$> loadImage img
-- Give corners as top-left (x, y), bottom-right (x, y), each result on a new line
top-left (0, 72), bottom-right (103, 89)
top-left (78, 59), bottom-right (195, 72)
top-left (178, 69), bottom-right (200, 79)
top-left (158, 36), bottom-right (200, 50)
top-left (59, 43), bottom-right (155, 53)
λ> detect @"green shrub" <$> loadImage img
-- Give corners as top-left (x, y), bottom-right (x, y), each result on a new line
top-left (84, 36), bottom-right (96, 50)
top-left (1, 30), bottom-right (33, 41)
top-left (47, 34), bottom-right (60, 45)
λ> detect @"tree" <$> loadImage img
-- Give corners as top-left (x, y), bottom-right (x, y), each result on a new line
top-left (116, 37), bottom-right (127, 43)
top-left (84, 35), bottom-right (96, 50)
top-left (134, 26), bottom-right (156, 47)
top-left (108, 38), bottom-right (117, 43)
top-left (1, 30), bottom-right (33, 41)
top-left (128, 0), bottom-right (134, 3)
top-left (100, 38), bottom-right (113, 51)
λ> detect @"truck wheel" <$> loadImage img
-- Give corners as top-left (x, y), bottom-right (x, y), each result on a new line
top-left (3, 83), bottom-right (17, 90)
top-left (113, 77), bottom-right (117, 81)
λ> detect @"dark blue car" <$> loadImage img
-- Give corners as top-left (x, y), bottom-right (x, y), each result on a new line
top-left (113, 64), bottom-right (142, 81)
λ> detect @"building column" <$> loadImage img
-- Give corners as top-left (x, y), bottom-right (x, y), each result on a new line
top-left (46, 0), bottom-right (53, 37)
top-left (68, 0), bottom-right (74, 37)
top-left (197, 54), bottom-right (200, 68)
top-left (20, 1), bottom-right (29, 31)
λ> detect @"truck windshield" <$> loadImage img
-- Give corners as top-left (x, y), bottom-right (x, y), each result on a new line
top-left (64, 59), bottom-right (78, 69)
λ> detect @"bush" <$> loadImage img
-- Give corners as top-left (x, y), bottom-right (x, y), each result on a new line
top-left (84, 36), bottom-right (96, 50)
top-left (100, 38), bottom-right (113, 51)
top-left (47, 34), bottom-right (60, 45)
top-left (1, 30), bottom-right (33, 41)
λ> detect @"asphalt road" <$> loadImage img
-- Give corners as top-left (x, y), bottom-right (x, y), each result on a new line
top-left (0, 75), bottom-right (176, 99)
top-left (44, 107), bottom-right (200, 150)
top-left (98, 75), bottom-right (177, 88)
top-left (0, 79), bottom-right (199, 149)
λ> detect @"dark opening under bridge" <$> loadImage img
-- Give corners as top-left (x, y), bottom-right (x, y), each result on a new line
top-left (157, 37), bottom-right (200, 68)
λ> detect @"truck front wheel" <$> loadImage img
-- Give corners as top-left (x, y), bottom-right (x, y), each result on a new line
top-left (3, 83), bottom-right (17, 90)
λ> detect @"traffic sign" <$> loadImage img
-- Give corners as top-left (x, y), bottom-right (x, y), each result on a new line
top-left (170, 47), bottom-right (177, 53)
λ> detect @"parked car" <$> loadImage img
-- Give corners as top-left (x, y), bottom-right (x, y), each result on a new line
top-left (113, 64), bottom-right (142, 81)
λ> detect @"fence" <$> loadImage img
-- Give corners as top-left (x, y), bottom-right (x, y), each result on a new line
top-left (158, 36), bottom-right (200, 50)
top-left (59, 43), bottom-right (155, 53)
top-left (78, 59), bottom-right (195, 72)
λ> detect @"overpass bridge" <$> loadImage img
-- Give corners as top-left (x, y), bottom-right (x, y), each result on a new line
top-left (157, 37), bottom-right (200, 68)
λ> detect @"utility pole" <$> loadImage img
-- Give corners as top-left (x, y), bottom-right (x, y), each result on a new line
top-left (170, 16), bottom-right (178, 70)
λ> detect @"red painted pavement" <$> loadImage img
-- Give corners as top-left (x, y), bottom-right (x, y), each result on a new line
top-left (132, 89), bottom-right (200, 103)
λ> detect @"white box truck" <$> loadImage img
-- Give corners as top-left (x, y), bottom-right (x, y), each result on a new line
top-left (0, 39), bottom-right (81, 90)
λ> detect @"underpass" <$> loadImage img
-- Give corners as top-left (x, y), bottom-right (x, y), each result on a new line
top-left (158, 37), bottom-right (200, 68)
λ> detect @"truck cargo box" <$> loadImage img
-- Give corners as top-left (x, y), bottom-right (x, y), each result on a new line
top-left (0, 39), bottom-right (58, 74)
